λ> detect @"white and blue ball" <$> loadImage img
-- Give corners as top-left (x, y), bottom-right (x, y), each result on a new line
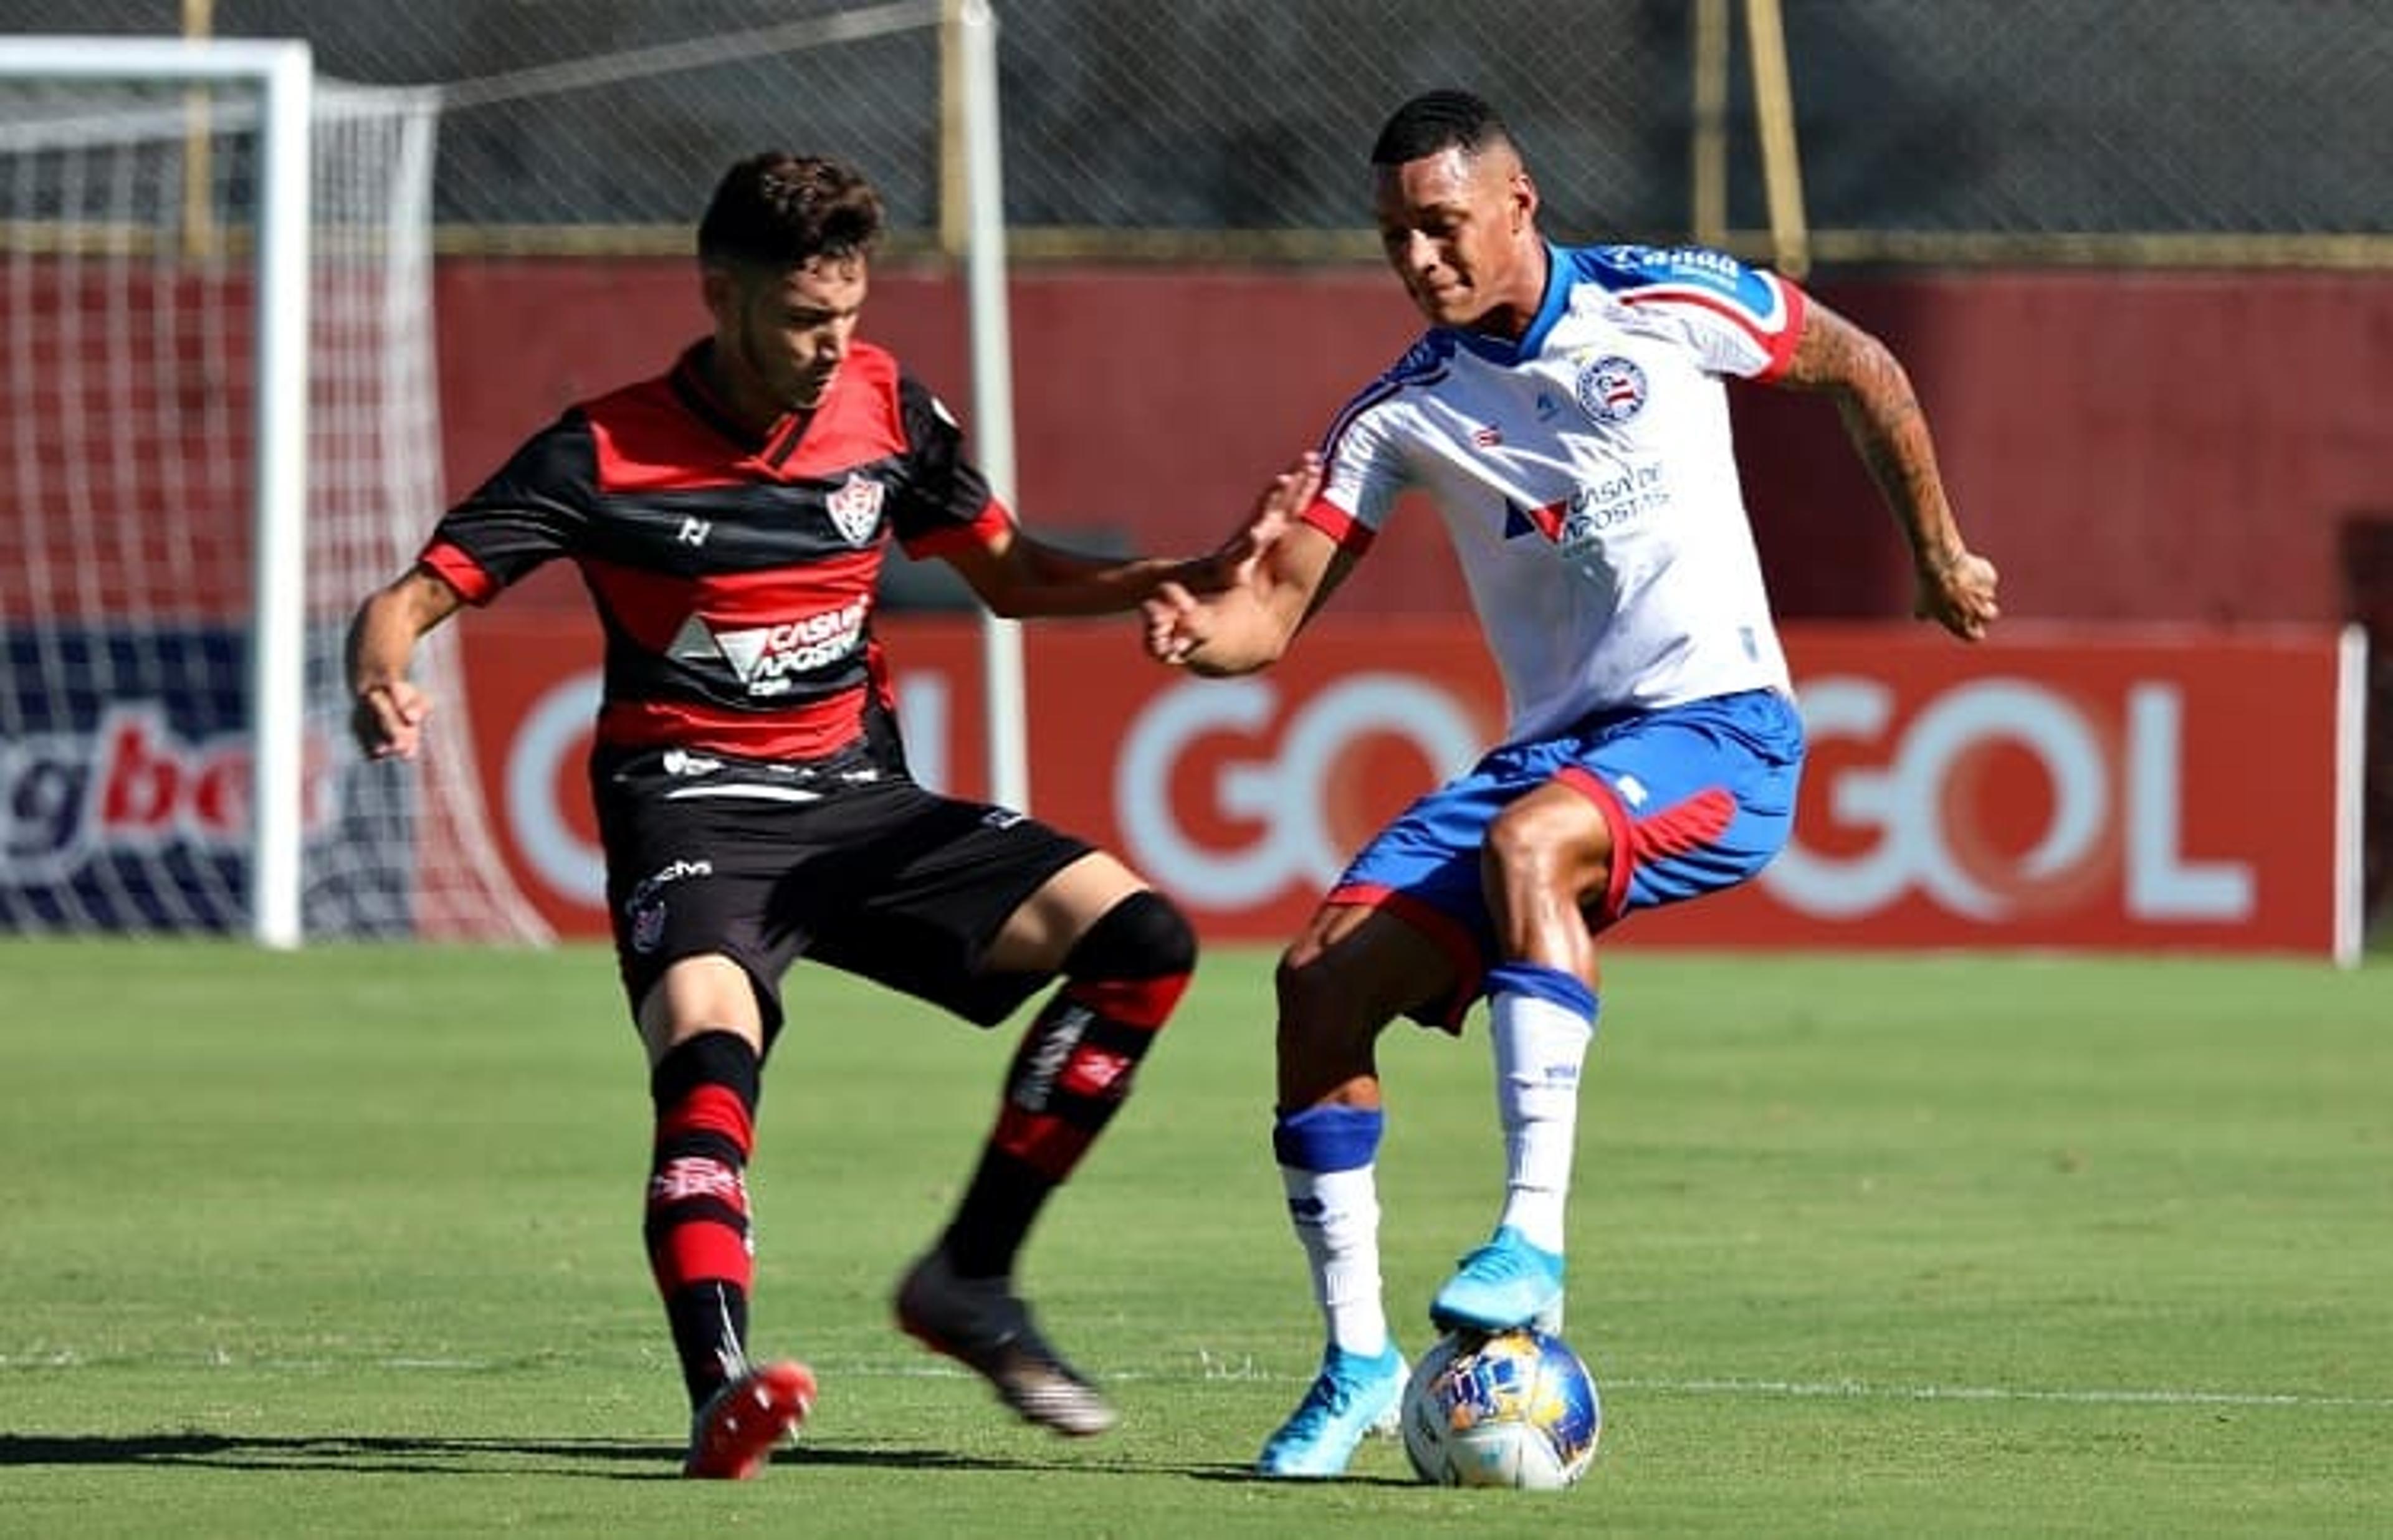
top-left (1400, 1327), bottom-right (1602, 1490)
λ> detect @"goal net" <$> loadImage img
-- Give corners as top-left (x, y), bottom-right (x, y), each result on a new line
top-left (0, 43), bottom-right (548, 943)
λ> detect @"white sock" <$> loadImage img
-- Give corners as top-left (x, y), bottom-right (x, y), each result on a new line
top-left (1489, 982), bottom-right (1595, 1255)
top-left (1280, 1164), bottom-right (1388, 1357)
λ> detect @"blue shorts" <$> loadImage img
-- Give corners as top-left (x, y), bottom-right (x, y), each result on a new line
top-left (1327, 688), bottom-right (1805, 1026)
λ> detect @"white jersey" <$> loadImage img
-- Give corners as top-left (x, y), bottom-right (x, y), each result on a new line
top-left (1308, 242), bottom-right (1805, 745)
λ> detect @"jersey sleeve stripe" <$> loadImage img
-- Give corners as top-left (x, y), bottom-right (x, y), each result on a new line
top-left (418, 539), bottom-right (499, 605)
top-left (1753, 277), bottom-right (1805, 380)
top-left (1298, 495), bottom-right (1375, 554)
top-left (900, 496), bottom-right (1013, 559)
top-left (1621, 274), bottom-right (1806, 378)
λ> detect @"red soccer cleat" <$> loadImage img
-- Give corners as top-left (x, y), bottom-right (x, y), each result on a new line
top-left (682, 1359), bottom-right (817, 1479)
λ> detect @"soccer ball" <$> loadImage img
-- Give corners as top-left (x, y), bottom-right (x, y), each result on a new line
top-left (1400, 1327), bottom-right (1602, 1490)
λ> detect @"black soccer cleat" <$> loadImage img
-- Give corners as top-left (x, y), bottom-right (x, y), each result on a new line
top-left (894, 1247), bottom-right (1120, 1437)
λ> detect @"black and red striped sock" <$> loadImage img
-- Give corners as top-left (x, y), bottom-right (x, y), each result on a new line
top-left (645, 1030), bottom-right (760, 1409)
top-left (943, 891), bottom-right (1195, 1279)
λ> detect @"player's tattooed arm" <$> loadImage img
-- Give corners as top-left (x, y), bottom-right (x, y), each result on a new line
top-left (1778, 300), bottom-right (2000, 642)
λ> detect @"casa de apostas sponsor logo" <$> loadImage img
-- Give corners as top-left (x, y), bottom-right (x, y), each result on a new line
top-left (668, 599), bottom-right (869, 697)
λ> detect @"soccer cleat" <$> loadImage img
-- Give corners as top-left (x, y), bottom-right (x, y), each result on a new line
top-left (1254, 1343), bottom-right (1409, 1479)
top-left (894, 1248), bottom-right (1119, 1437)
top-left (1428, 1224), bottom-right (1567, 1334)
top-left (682, 1358), bottom-right (816, 1479)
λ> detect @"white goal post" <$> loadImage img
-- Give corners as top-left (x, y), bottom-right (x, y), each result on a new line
top-left (954, 0), bottom-right (1031, 818)
top-left (2, 37), bottom-right (310, 946)
top-left (0, 36), bottom-right (545, 946)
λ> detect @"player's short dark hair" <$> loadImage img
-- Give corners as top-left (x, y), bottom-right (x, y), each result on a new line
top-left (697, 153), bottom-right (884, 269)
top-left (1371, 89), bottom-right (1514, 166)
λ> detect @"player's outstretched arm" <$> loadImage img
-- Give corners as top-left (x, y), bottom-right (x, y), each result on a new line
top-left (945, 531), bottom-right (1198, 619)
top-left (345, 568), bottom-right (466, 761)
top-left (942, 450), bottom-right (1333, 642)
top-left (1777, 299), bottom-right (2000, 642)
top-left (1145, 453), bottom-right (1346, 677)
top-left (938, 493), bottom-right (1285, 621)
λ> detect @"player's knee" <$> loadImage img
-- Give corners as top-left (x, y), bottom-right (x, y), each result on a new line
top-left (1483, 796), bottom-right (1610, 890)
top-left (1274, 948), bottom-right (1350, 1034)
top-left (1063, 887), bottom-right (1196, 982)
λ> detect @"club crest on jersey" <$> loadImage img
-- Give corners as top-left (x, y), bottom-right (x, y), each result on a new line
top-left (1574, 354), bottom-right (1648, 424)
top-left (826, 473), bottom-right (886, 546)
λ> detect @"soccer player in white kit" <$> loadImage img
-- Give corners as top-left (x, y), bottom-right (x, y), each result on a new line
top-left (1144, 90), bottom-right (2000, 1478)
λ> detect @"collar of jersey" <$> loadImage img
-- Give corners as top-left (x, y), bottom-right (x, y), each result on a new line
top-left (1438, 240), bottom-right (1572, 366)
top-left (671, 338), bottom-right (806, 457)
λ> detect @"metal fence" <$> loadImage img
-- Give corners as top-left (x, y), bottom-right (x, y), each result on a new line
top-left (2, 0), bottom-right (2389, 265)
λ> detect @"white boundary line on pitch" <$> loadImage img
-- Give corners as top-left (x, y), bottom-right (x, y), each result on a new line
top-left (1605, 1377), bottom-right (2393, 1411)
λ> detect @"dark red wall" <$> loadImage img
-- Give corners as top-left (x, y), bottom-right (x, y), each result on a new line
top-left (435, 260), bottom-right (2393, 625)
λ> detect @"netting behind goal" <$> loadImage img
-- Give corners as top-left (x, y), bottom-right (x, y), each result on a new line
top-left (0, 64), bottom-right (547, 941)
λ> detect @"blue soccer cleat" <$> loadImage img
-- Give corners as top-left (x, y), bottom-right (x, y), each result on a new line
top-left (1254, 1343), bottom-right (1409, 1478)
top-left (1428, 1225), bottom-right (1566, 1334)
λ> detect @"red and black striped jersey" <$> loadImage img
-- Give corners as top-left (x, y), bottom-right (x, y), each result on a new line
top-left (419, 338), bottom-right (1011, 762)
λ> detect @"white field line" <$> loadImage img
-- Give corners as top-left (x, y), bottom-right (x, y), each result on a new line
top-left (1603, 1377), bottom-right (2393, 1411)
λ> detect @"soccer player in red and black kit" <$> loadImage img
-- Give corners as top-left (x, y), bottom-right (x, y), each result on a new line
top-left (347, 153), bottom-right (1258, 1479)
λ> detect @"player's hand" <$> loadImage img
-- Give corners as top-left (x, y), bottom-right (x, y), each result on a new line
top-left (1220, 451), bottom-right (1320, 587)
top-left (1147, 452), bottom-right (1319, 667)
top-left (1916, 547), bottom-right (2000, 642)
top-left (1144, 579), bottom-right (1210, 667)
top-left (1178, 452), bottom-right (1321, 596)
top-left (351, 678), bottom-right (434, 761)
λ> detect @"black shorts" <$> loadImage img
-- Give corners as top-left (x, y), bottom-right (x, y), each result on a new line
top-left (593, 744), bottom-right (1095, 1035)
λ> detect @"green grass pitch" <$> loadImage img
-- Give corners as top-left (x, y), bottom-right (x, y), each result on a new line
top-left (3, 940), bottom-right (2389, 1536)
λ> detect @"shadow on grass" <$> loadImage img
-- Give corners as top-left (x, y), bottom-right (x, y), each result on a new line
top-left (0, 1432), bottom-right (1422, 1485)
top-left (1182, 1465), bottom-right (1423, 1488)
top-left (0, 1432), bottom-right (1033, 1480)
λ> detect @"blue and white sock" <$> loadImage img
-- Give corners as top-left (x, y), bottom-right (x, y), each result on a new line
top-left (1273, 1104), bottom-right (1389, 1359)
top-left (1484, 962), bottom-right (1598, 1256)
